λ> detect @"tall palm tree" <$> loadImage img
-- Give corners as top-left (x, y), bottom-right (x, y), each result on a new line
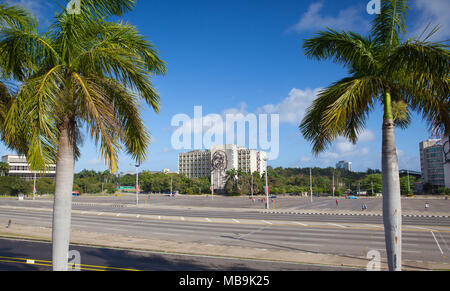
top-left (0, 0), bottom-right (166, 271)
top-left (0, 2), bottom-right (36, 129)
top-left (300, 0), bottom-right (449, 271)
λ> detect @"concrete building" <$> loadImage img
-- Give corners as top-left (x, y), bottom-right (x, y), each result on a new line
top-left (178, 145), bottom-right (267, 190)
top-left (419, 139), bottom-right (445, 188)
top-left (2, 155), bottom-right (56, 181)
top-left (178, 150), bottom-right (212, 179)
top-left (336, 160), bottom-right (352, 172)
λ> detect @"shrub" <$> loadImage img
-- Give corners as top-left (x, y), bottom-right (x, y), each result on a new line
top-left (0, 176), bottom-right (32, 196)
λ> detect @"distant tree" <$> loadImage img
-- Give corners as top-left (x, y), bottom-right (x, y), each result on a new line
top-left (0, 176), bottom-right (32, 195)
top-left (0, 162), bottom-right (9, 176)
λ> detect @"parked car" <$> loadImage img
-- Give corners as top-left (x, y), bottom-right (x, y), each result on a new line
top-left (72, 191), bottom-right (80, 197)
top-left (346, 195), bottom-right (357, 199)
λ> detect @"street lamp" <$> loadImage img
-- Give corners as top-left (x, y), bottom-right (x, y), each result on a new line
top-left (33, 171), bottom-right (37, 200)
top-left (135, 164), bottom-right (140, 206)
top-left (264, 158), bottom-right (269, 209)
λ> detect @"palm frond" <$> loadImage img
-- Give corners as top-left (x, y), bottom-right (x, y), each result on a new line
top-left (371, 0), bottom-right (409, 49)
top-left (303, 29), bottom-right (380, 75)
top-left (0, 2), bottom-right (36, 29)
top-left (300, 76), bottom-right (382, 154)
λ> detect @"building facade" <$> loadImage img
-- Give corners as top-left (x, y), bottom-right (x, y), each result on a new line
top-left (2, 155), bottom-right (56, 181)
top-left (178, 145), bottom-right (267, 190)
top-left (419, 139), bottom-right (445, 188)
top-left (178, 150), bottom-right (212, 179)
top-left (336, 160), bottom-right (353, 172)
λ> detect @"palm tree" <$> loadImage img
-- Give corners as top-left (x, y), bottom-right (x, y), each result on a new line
top-left (0, 161), bottom-right (9, 176)
top-left (0, 2), bottom-right (36, 130)
top-left (300, 0), bottom-right (449, 271)
top-left (0, 0), bottom-right (166, 270)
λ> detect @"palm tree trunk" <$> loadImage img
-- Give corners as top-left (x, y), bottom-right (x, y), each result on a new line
top-left (382, 92), bottom-right (402, 271)
top-left (52, 118), bottom-right (75, 271)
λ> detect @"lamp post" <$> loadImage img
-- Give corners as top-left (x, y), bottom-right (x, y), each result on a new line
top-left (264, 158), bottom-right (269, 209)
top-left (135, 164), bottom-right (140, 206)
top-left (332, 171), bottom-right (335, 198)
top-left (33, 171), bottom-right (37, 200)
top-left (310, 168), bottom-right (313, 203)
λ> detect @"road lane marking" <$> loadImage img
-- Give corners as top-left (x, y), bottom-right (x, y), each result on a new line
top-left (262, 220), bottom-right (272, 225)
top-left (292, 222), bottom-right (308, 226)
top-left (327, 223), bottom-right (347, 228)
top-left (97, 212), bottom-right (103, 216)
top-left (205, 218), bottom-right (211, 222)
top-left (431, 231), bottom-right (444, 255)
top-left (233, 219), bottom-right (240, 224)
top-left (236, 225), bottom-right (272, 240)
top-left (0, 256), bottom-right (141, 271)
top-left (365, 224), bottom-right (383, 229)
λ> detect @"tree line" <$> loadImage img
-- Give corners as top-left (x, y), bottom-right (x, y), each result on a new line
top-left (0, 165), bottom-right (425, 197)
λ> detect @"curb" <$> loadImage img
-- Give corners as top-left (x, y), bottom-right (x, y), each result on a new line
top-left (260, 210), bottom-right (450, 218)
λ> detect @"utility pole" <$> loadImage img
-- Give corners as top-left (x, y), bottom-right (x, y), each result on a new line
top-left (264, 158), bottom-right (269, 209)
top-left (33, 172), bottom-right (37, 200)
top-left (170, 175), bottom-right (173, 196)
top-left (251, 172), bottom-right (254, 199)
top-left (211, 171), bottom-right (214, 200)
top-left (332, 172), bottom-right (335, 198)
top-left (310, 168), bottom-right (313, 203)
top-left (407, 169), bottom-right (411, 194)
top-left (135, 164), bottom-right (140, 206)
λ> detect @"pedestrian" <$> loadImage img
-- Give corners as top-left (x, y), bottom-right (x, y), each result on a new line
top-left (425, 202), bottom-right (429, 210)
top-left (336, 199), bottom-right (339, 207)
top-left (363, 204), bottom-right (367, 211)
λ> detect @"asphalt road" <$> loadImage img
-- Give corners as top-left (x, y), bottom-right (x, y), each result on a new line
top-left (0, 206), bottom-right (449, 267)
top-left (0, 238), bottom-right (358, 271)
top-left (1, 198), bottom-right (449, 227)
top-left (1, 195), bottom-right (449, 271)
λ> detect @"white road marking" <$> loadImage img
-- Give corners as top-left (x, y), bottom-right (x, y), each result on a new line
top-left (26, 259), bottom-right (35, 264)
top-left (292, 222), bottom-right (308, 226)
top-left (409, 226), bottom-right (436, 232)
top-left (97, 212), bottom-right (103, 216)
top-left (181, 217), bottom-right (185, 221)
top-left (116, 213), bottom-right (121, 217)
top-left (232, 219), bottom-right (240, 224)
top-left (262, 220), bottom-right (272, 225)
top-left (365, 224), bottom-right (384, 229)
top-left (327, 223), bottom-right (347, 228)
top-left (205, 218), bottom-right (212, 222)
top-left (136, 215), bottom-right (140, 218)
top-left (431, 231), bottom-right (444, 255)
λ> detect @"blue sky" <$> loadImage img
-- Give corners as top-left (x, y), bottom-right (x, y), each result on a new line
top-left (1, 0), bottom-right (449, 173)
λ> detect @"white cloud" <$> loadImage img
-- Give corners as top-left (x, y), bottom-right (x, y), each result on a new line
top-left (259, 88), bottom-right (321, 125)
top-left (412, 0), bottom-right (450, 41)
top-left (289, 2), bottom-right (369, 33)
top-left (299, 129), bottom-right (376, 169)
top-left (7, 0), bottom-right (53, 26)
